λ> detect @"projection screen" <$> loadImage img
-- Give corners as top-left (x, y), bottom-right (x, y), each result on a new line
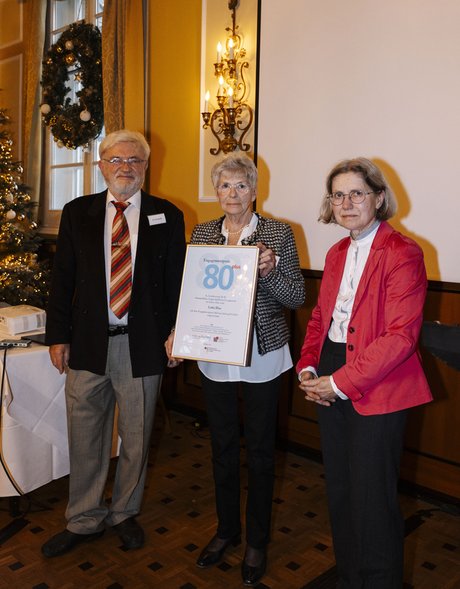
top-left (257, 0), bottom-right (460, 282)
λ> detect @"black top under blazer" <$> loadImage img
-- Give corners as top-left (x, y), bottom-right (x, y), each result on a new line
top-left (190, 214), bottom-right (305, 355)
top-left (46, 190), bottom-right (186, 377)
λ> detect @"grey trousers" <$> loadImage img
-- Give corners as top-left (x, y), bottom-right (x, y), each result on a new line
top-left (64, 334), bottom-right (160, 533)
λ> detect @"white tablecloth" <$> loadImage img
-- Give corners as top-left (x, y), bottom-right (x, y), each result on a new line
top-left (0, 344), bottom-right (69, 496)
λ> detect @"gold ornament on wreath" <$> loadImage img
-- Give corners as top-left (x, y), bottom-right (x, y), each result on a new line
top-left (40, 21), bottom-right (104, 150)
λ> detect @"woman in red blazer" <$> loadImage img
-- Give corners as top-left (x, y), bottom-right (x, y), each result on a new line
top-left (297, 158), bottom-right (432, 588)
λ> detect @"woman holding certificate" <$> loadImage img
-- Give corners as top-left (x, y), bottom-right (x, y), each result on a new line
top-left (297, 158), bottom-right (432, 588)
top-left (166, 153), bottom-right (305, 585)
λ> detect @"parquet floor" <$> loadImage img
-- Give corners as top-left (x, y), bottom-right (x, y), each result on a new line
top-left (0, 411), bottom-right (459, 589)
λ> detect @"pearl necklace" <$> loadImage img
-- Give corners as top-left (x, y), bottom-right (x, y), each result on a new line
top-left (225, 222), bottom-right (251, 236)
top-left (227, 227), bottom-right (247, 236)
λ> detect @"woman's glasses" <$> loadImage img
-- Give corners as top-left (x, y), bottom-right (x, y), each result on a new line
top-left (217, 182), bottom-right (251, 195)
top-left (328, 190), bottom-right (375, 205)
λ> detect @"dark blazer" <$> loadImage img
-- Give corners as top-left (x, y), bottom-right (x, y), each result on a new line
top-left (46, 190), bottom-right (186, 377)
top-left (191, 214), bottom-right (305, 355)
top-left (297, 221), bottom-right (432, 415)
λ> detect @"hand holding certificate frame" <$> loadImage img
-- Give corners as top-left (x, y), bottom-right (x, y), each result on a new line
top-left (172, 245), bottom-right (259, 366)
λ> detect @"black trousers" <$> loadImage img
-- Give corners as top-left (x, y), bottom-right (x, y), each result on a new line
top-left (317, 338), bottom-right (407, 589)
top-left (201, 373), bottom-right (282, 549)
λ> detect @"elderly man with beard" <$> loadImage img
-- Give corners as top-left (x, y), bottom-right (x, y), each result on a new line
top-left (42, 130), bottom-right (186, 557)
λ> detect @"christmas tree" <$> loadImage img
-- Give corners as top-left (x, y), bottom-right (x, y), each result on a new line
top-left (0, 107), bottom-right (49, 307)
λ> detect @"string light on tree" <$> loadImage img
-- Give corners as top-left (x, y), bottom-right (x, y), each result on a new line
top-left (0, 105), bottom-right (50, 306)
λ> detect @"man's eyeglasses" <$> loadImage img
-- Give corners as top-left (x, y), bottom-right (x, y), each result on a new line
top-left (101, 157), bottom-right (146, 167)
top-left (328, 190), bottom-right (375, 205)
top-left (217, 182), bottom-right (251, 195)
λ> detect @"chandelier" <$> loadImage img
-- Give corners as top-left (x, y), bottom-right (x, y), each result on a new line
top-left (201, 0), bottom-right (253, 155)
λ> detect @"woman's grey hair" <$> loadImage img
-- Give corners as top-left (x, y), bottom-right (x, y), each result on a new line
top-left (99, 130), bottom-right (150, 160)
top-left (211, 153), bottom-right (258, 190)
top-left (318, 157), bottom-right (397, 224)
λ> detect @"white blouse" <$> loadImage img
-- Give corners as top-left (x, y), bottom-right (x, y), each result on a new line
top-left (328, 221), bottom-right (380, 398)
top-left (328, 222), bottom-right (380, 343)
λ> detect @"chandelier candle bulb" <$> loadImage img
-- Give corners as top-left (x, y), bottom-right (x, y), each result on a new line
top-left (228, 87), bottom-right (234, 108)
top-left (204, 90), bottom-right (210, 112)
top-left (228, 37), bottom-right (235, 60)
top-left (216, 42), bottom-right (222, 63)
top-left (218, 75), bottom-right (224, 96)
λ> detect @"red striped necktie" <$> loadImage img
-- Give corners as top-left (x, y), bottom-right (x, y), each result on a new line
top-left (110, 201), bottom-right (132, 319)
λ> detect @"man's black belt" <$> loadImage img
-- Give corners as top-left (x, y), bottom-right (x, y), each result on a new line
top-left (108, 325), bottom-right (129, 336)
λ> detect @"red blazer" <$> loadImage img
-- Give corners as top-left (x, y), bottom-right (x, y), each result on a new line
top-left (297, 221), bottom-right (432, 415)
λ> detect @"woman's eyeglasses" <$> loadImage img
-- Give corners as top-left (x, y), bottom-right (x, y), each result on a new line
top-left (217, 182), bottom-right (251, 195)
top-left (327, 190), bottom-right (375, 205)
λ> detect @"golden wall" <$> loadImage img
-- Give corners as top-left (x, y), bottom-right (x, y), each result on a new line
top-left (0, 0), bottom-right (23, 159)
top-left (146, 0), bottom-right (223, 240)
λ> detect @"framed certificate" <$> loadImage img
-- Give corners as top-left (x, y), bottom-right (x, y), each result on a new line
top-left (172, 244), bottom-right (260, 366)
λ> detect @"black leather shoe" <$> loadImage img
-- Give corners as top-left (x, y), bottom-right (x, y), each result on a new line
top-left (113, 517), bottom-right (144, 549)
top-left (196, 533), bottom-right (241, 568)
top-left (241, 549), bottom-right (267, 586)
top-left (41, 529), bottom-right (105, 558)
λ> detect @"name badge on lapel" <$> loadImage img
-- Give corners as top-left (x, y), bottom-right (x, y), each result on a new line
top-left (148, 213), bottom-right (166, 226)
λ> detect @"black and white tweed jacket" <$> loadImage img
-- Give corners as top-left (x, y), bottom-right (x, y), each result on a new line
top-left (190, 213), bottom-right (305, 355)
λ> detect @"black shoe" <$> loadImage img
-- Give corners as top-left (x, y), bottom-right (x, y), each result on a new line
top-left (241, 547), bottom-right (267, 586)
top-left (112, 517), bottom-right (144, 549)
top-left (41, 529), bottom-right (105, 558)
top-left (196, 533), bottom-right (241, 568)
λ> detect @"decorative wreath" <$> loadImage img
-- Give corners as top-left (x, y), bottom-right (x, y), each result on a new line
top-left (40, 22), bottom-right (104, 150)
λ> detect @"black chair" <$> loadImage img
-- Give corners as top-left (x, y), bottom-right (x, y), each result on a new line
top-left (421, 321), bottom-right (460, 371)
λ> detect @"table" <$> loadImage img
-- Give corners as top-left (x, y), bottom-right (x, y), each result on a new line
top-left (0, 343), bottom-right (69, 496)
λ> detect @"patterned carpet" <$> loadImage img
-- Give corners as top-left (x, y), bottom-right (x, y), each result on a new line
top-left (0, 412), bottom-right (459, 588)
